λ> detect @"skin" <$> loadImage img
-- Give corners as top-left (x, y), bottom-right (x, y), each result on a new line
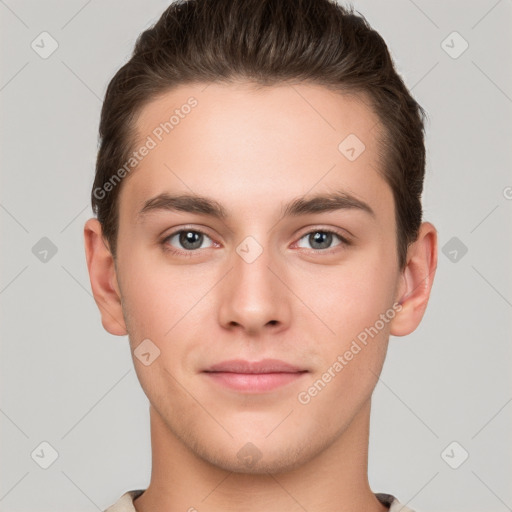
top-left (84, 82), bottom-right (437, 512)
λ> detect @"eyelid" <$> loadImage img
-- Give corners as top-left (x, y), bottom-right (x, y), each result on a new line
top-left (161, 224), bottom-right (216, 241)
top-left (294, 225), bottom-right (352, 244)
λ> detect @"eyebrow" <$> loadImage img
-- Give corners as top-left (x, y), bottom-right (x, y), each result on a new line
top-left (137, 190), bottom-right (375, 221)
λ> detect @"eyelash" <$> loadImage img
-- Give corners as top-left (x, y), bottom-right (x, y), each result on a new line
top-left (160, 227), bottom-right (351, 257)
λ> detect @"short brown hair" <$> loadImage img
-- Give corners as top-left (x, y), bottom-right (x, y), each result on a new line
top-left (91, 0), bottom-right (427, 270)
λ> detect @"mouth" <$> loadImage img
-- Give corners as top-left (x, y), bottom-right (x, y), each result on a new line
top-left (202, 359), bottom-right (308, 393)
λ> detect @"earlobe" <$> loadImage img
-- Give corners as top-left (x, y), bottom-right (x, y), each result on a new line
top-left (83, 218), bottom-right (128, 336)
top-left (389, 222), bottom-right (438, 337)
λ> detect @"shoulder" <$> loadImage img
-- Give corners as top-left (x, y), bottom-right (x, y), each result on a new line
top-left (376, 492), bottom-right (418, 512)
top-left (103, 490), bottom-right (145, 512)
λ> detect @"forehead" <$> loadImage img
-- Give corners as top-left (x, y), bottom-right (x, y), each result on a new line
top-left (119, 81), bottom-right (392, 224)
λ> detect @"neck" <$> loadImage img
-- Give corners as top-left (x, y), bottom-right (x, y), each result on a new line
top-left (134, 399), bottom-right (388, 512)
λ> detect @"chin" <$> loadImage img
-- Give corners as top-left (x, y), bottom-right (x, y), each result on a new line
top-left (192, 433), bottom-right (322, 476)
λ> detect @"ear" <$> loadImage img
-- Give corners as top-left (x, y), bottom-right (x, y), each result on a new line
top-left (83, 218), bottom-right (127, 336)
top-left (390, 221), bottom-right (438, 336)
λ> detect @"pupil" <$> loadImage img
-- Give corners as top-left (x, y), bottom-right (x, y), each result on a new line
top-left (180, 231), bottom-right (202, 249)
top-left (311, 231), bottom-right (331, 249)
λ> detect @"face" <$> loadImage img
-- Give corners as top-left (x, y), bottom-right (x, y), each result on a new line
top-left (110, 82), bottom-right (405, 473)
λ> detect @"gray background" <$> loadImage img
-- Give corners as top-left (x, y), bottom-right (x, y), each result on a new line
top-left (1, 1), bottom-right (511, 511)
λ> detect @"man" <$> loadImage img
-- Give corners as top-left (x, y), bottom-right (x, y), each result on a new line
top-left (84, 0), bottom-right (437, 510)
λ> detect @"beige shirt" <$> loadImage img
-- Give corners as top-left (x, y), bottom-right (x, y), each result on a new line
top-left (104, 489), bottom-right (417, 511)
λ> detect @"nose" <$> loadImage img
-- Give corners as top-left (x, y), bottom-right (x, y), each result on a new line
top-left (217, 239), bottom-right (291, 336)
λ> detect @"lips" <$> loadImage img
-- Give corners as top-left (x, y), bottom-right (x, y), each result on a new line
top-left (203, 359), bottom-right (308, 393)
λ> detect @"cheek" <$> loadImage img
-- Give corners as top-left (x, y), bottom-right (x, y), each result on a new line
top-left (292, 255), bottom-right (397, 345)
top-left (118, 252), bottom-right (217, 380)
top-left (296, 283), bottom-right (392, 415)
top-left (118, 249), bottom-right (195, 336)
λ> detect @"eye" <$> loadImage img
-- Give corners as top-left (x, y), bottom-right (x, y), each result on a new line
top-left (162, 229), bottom-right (215, 253)
top-left (296, 229), bottom-right (349, 251)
